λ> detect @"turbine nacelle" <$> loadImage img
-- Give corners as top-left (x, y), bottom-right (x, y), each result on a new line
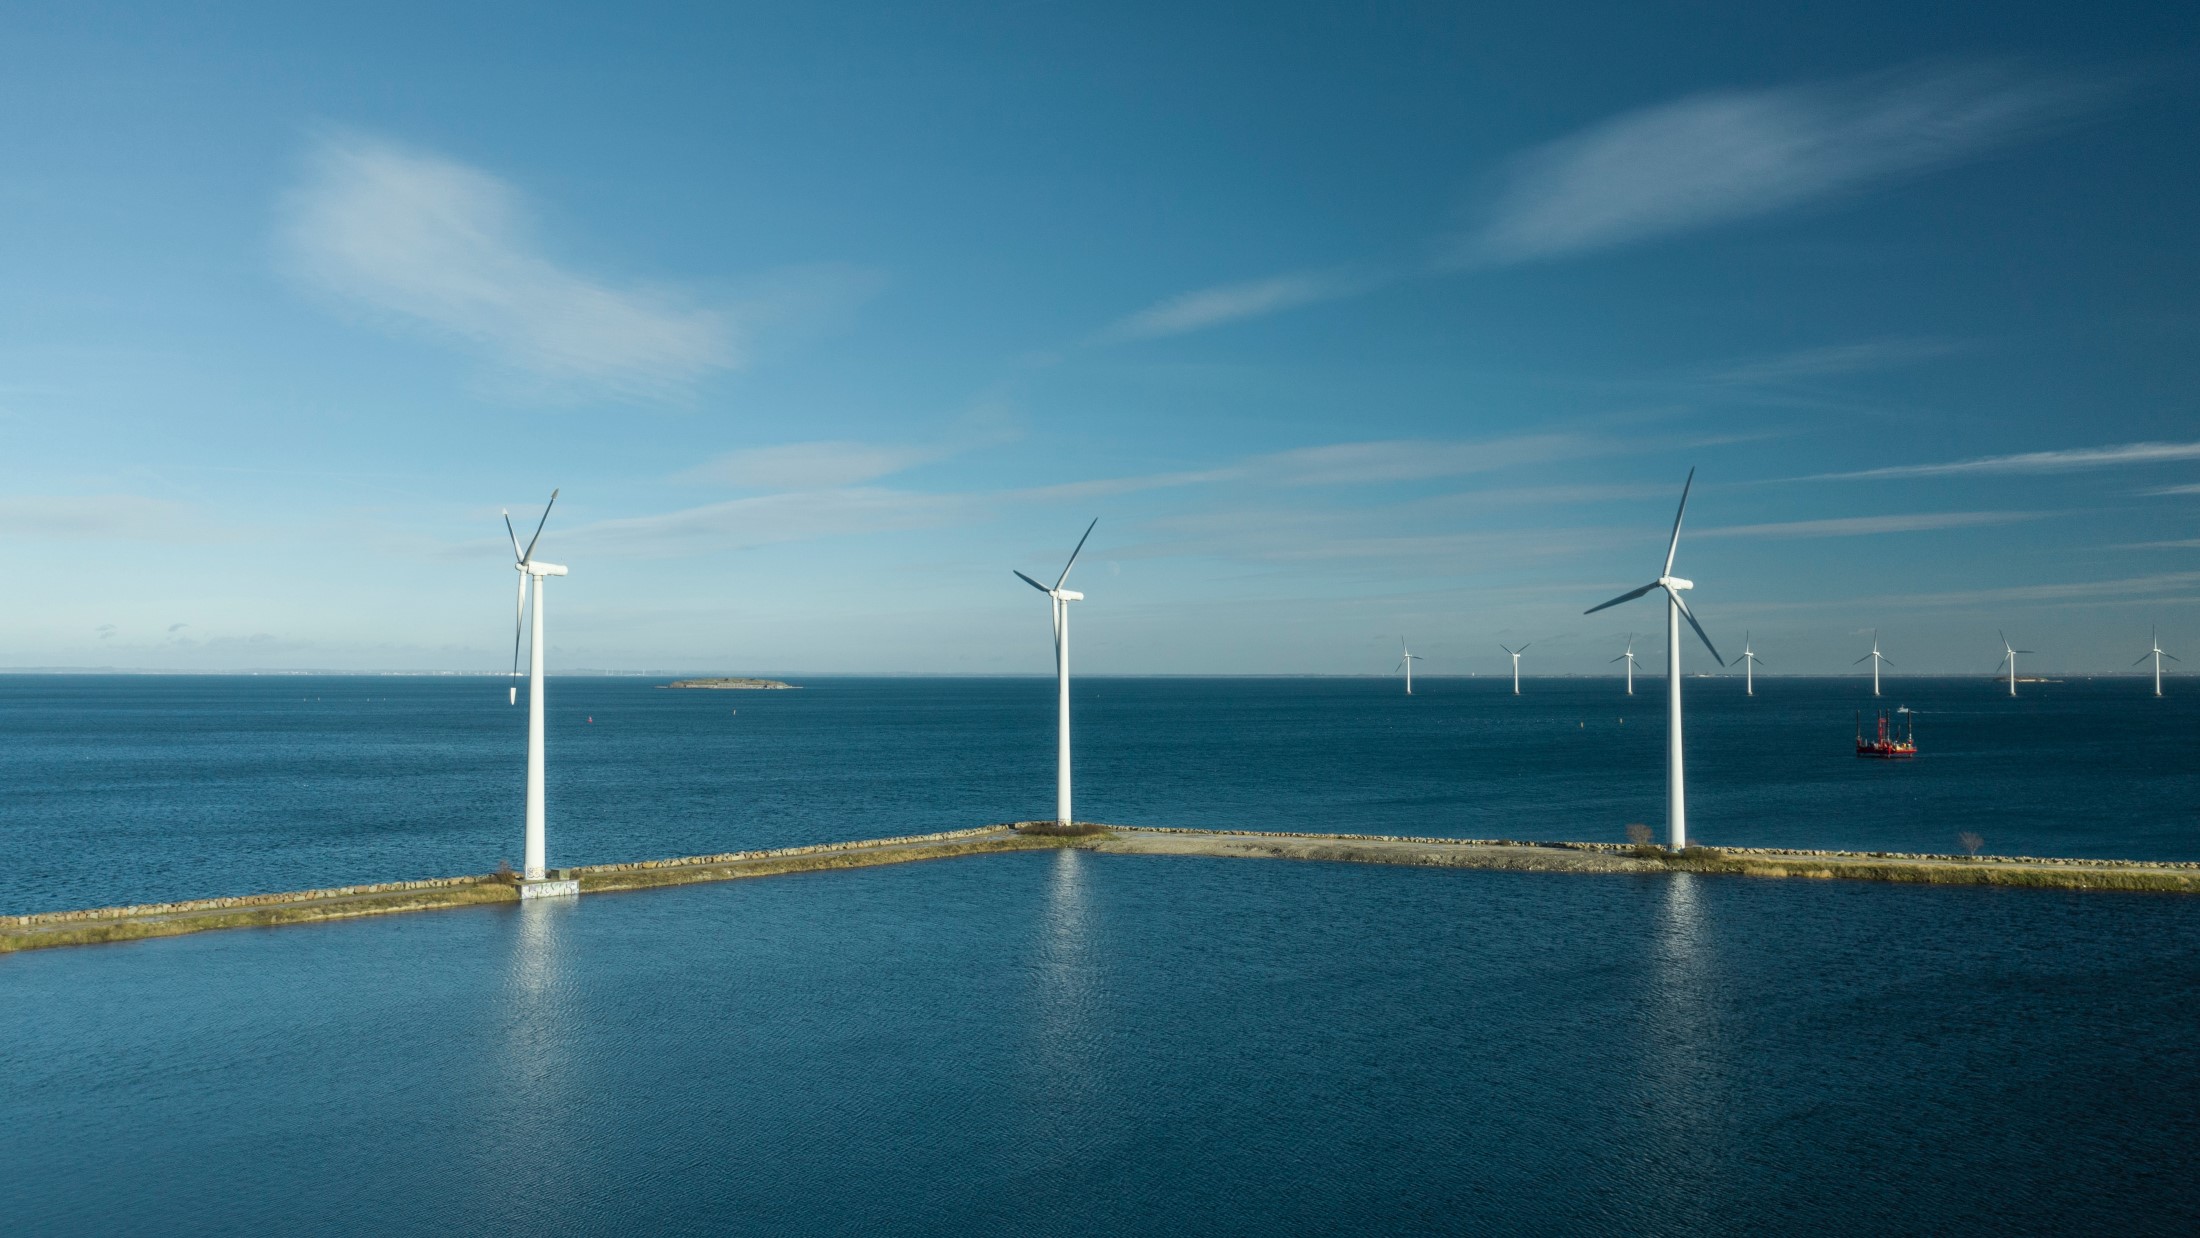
top-left (519, 561), bottom-right (569, 577)
top-left (1660, 575), bottom-right (1693, 592)
top-left (1054, 589), bottom-right (1084, 602)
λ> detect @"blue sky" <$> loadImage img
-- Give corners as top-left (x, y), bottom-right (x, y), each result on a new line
top-left (2, 1), bottom-right (2197, 674)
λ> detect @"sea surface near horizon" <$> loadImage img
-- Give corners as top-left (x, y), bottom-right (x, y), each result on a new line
top-left (4, 850), bottom-right (2196, 1235)
top-left (1, 673), bottom-right (2195, 915)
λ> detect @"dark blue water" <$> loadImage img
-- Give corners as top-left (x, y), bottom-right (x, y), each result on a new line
top-left (3, 851), bottom-right (2195, 1235)
top-left (2, 674), bottom-right (2195, 914)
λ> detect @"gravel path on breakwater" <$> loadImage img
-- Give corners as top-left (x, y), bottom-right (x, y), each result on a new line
top-left (7, 825), bottom-right (2197, 955)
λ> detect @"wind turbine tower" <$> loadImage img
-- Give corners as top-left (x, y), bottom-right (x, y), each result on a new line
top-left (1612, 635), bottom-right (1638, 695)
top-left (1854, 631), bottom-right (1892, 697)
top-left (2135, 627), bottom-right (2178, 697)
top-left (1995, 630), bottom-right (2035, 697)
top-left (502, 490), bottom-right (574, 896)
top-left (1397, 643), bottom-right (1421, 695)
top-left (1585, 469), bottom-right (1724, 851)
top-left (1501, 643), bottom-right (1530, 695)
top-left (1739, 632), bottom-right (1763, 697)
top-left (1014, 519), bottom-right (1097, 827)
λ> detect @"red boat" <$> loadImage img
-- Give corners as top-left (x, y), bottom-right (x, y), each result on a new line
top-left (1856, 708), bottom-right (1917, 759)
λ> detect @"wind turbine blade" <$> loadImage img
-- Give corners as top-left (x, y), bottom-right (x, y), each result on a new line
top-left (1584, 582), bottom-right (1658, 615)
top-left (503, 511), bottom-right (524, 563)
top-left (1499, 644), bottom-right (1516, 655)
top-left (1662, 467), bottom-right (1695, 577)
top-left (1013, 569), bottom-right (1052, 594)
top-left (2016, 649), bottom-right (2035, 655)
top-left (1666, 587), bottom-right (1724, 666)
top-left (1395, 661), bottom-right (1405, 672)
top-left (1852, 653), bottom-right (1873, 665)
top-left (1054, 517), bottom-right (1098, 590)
top-left (511, 574), bottom-right (528, 679)
top-left (2165, 652), bottom-right (2182, 662)
top-left (2135, 653), bottom-right (2154, 666)
top-left (521, 489), bottom-right (559, 562)
top-left (1519, 643), bottom-right (1532, 654)
top-left (1880, 656), bottom-right (1894, 668)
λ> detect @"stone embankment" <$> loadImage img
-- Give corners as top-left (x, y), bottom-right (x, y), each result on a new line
top-left (7, 825), bottom-right (2196, 955)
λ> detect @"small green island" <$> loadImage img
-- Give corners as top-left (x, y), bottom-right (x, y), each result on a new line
top-left (660, 678), bottom-right (799, 690)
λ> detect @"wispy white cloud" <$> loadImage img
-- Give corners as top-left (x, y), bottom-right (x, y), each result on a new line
top-left (2144, 483), bottom-right (2200, 496)
top-left (1697, 510), bottom-right (2043, 539)
top-left (1248, 435), bottom-right (1605, 485)
top-left (558, 488), bottom-right (969, 558)
top-left (1867, 571), bottom-right (2200, 609)
top-left (1096, 63), bottom-right (2099, 342)
top-left (1097, 269), bottom-right (1375, 342)
top-left (675, 441), bottom-right (948, 490)
top-left (0, 495), bottom-right (204, 540)
top-left (1689, 337), bottom-right (1964, 388)
top-left (1013, 433), bottom-right (1620, 501)
top-left (1460, 62), bottom-right (2099, 265)
top-left (1808, 440), bottom-right (2200, 481)
top-left (280, 133), bottom-right (740, 397)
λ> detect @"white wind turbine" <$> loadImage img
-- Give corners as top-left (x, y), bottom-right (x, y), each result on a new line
top-left (1738, 632), bottom-right (1763, 697)
top-left (2135, 626), bottom-right (2177, 697)
top-left (1854, 630), bottom-right (1892, 697)
top-left (1014, 519), bottom-right (1097, 827)
top-left (503, 491), bottom-right (567, 883)
top-left (1995, 630), bottom-right (2034, 697)
top-left (1501, 643), bottom-right (1531, 695)
top-left (1396, 642), bottom-right (1421, 695)
top-left (1585, 469), bottom-right (1724, 851)
top-left (1612, 635), bottom-right (1638, 695)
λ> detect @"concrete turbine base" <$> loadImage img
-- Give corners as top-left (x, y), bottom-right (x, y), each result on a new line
top-left (517, 877), bottom-right (580, 900)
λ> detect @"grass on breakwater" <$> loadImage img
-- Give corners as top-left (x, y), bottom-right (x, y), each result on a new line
top-left (7, 825), bottom-right (2197, 956)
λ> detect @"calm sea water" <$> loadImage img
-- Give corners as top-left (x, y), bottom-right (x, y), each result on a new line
top-left (4, 850), bottom-right (2195, 1235)
top-left (0, 674), bottom-right (2193, 915)
top-left (5, 676), bottom-right (2197, 1233)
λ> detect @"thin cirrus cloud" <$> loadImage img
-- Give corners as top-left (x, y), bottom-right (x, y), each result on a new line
top-left (558, 488), bottom-right (972, 559)
top-left (564, 432), bottom-right (1628, 557)
top-left (1687, 336), bottom-right (1965, 388)
top-left (0, 494), bottom-right (204, 540)
top-left (1808, 440), bottom-right (2200, 481)
top-left (674, 441), bottom-right (951, 491)
top-left (279, 133), bottom-right (738, 398)
top-left (1105, 62), bottom-right (2100, 341)
top-left (1096, 268), bottom-right (1376, 342)
top-left (1695, 510), bottom-right (2043, 539)
top-left (1458, 61), bottom-right (2098, 265)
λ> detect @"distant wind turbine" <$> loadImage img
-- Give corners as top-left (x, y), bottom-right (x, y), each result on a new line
top-left (1854, 630), bottom-right (1892, 697)
top-left (2135, 626), bottom-right (2178, 697)
top-left (1396, 643), bottom-right (1421, 695)
top-left (1585, 468), bottom-right (1724, 851)
top-left (1014, 519), bottom-right (1097, 827)
top-left (1501, 643), bottom-right (1531, 695)
top-left (1995, 630), bottom-right (2035, 697)
top-left (1612, 634), bottom-right (1638, 695)
top-left (1738, 632), bottom-right (1763, 697)
top-left (502, 490), bottom-right (567, 885)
